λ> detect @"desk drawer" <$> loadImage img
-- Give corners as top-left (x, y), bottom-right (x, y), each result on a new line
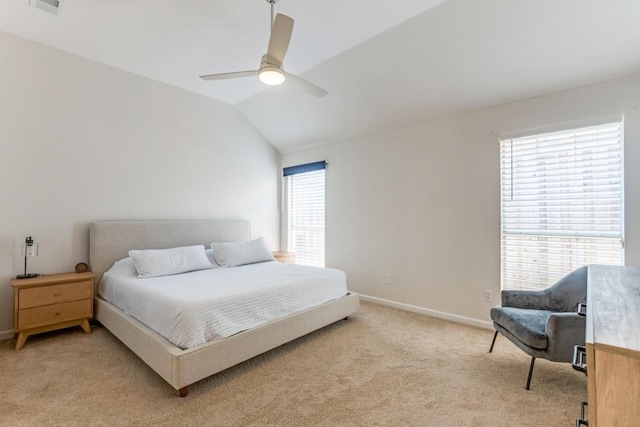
top-left (19, 281), bottom-right (92, 309)
top-left (18, 299), bottom-right (92, 330)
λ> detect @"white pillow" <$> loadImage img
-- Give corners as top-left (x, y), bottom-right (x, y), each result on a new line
top-left (129, 245), bottom-right (214, 278)
top-left (210, 238), bottom-right (275, 267)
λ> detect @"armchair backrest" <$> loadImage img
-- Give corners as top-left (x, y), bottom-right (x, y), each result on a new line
top-left (545, 266), bottom-right (588, 312)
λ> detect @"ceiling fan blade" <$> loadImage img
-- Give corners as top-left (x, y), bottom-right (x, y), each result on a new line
top-left (267, 13), bottom-right (294, 66)
top-left (199, 70), bottom-right (259, 81)
top-left (285, 73), bottom-right (328, 98)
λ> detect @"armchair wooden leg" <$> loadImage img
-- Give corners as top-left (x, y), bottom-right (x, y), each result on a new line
top-left (489, 330), bottom-right (499, 353)
top-left (525, 357), bottom-right (536, 390)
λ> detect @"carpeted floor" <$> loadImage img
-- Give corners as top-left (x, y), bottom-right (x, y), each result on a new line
top-left (0, 301), bottom-right (586, 426)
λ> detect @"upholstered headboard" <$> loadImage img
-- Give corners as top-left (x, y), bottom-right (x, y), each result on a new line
top-left (89, 220), bottom-right (251, 290)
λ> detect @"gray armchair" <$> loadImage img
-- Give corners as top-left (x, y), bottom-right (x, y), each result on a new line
top-left (489, 266), bottom-right (587, 389)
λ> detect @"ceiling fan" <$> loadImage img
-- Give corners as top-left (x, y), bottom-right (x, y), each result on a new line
top-left (199, 0), bottom-right (328, 98)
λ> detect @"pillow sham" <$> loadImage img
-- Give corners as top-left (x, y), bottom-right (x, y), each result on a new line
top-left (210, 237), bottom-right (275, 267)
top-left (129, 245), bottom-right (214, 278)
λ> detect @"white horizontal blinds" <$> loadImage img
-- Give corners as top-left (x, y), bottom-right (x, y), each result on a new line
top-left (500, 122), bottom-right (624, 291)
top-left (286, 163), bottom-right (325, 267)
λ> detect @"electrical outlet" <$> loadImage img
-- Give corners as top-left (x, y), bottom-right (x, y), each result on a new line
top-left (385, 274), bottom-right (393, 286)
top-left (484, 290), bottom-right (493, 302)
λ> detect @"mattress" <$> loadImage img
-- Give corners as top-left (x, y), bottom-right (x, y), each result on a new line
top-left (98, 258), bottom-right (348, 349)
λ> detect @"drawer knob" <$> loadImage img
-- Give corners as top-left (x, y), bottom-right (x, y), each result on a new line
top-left (55, 312), bottom-right (60, 316)
top-left (53, 293), bottom-right (61, 297)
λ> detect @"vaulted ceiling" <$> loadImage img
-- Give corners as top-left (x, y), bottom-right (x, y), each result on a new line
top-left (2, 0), bottom-right (640, 153)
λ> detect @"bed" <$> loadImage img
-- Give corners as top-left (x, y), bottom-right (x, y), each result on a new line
top-left (90, 219), bottom-right (360, 396)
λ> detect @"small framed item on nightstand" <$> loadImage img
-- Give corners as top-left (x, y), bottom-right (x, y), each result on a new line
top-left (11, 272), bottom-right (95, 351)
top-left (272, 251), bottom-right (295, 264)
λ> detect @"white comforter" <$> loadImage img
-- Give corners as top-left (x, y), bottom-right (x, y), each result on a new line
top-left (99, 258), bottom-right (347, 349)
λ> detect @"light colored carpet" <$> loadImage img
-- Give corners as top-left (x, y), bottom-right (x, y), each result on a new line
top-left (0, 301), bottom-right (586, 426)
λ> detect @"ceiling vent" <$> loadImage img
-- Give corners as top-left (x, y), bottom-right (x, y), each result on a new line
top-left (30, 0), bottom-right (64, 16)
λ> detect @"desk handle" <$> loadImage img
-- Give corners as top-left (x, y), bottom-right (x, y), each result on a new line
top-left (580, 401), bottom-right (588, 420)
top-left (572, 345), bottom-right (587, 375)
top-left (574, 400), bottom-right (589, 426)
top-left (577, 303), bottom-right (587, 316)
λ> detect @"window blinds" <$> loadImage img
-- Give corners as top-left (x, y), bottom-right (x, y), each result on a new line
top-left (500, 122), bottom-right (624, 291)
top-left (286, 163), bottom-right (325, 267)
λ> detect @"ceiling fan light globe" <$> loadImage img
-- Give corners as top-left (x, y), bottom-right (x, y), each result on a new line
top-left (259, 68), bottom-right (286, 86)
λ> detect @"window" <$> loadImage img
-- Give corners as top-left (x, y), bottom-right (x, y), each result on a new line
top-left (500, 122), bottom-right (624, 291)
top-left (284, 161), bottom-right (326, 267)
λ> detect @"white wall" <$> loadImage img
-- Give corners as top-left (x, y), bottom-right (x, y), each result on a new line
top-left (283, 72), bottom-right (640, 326)
top-left (0, 32), bottom-right (280, 337)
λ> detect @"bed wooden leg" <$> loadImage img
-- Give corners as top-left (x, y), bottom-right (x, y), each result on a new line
top-left (178, 387), bottom-right (188, 397)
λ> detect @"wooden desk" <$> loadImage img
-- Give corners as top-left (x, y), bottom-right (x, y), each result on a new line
top-left (584, 265), bottom-right (640, 426)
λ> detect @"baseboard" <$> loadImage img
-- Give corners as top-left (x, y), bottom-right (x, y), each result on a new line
top-left (0, 299), bottom-right (492, 340)
top-left (0, 329), bottom-right (15, 341)
top-left (360, 294), bottom-right (494, 330)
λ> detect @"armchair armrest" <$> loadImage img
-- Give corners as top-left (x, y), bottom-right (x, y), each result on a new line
top-left (501, 289), bottom-right (550, 310)
top-left (544, 312), bottom-right (586, 362)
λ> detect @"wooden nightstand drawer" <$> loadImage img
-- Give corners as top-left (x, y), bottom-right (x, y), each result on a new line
top-left (19, 280), bottom-right (92, 309)
top-left (18, 299), bottom-right (92, 330)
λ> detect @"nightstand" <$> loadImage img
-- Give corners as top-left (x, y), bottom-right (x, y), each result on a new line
top-left (11, 272), bottom-right (95, 351)
top-left (272, 251), bottom-right (295, 264)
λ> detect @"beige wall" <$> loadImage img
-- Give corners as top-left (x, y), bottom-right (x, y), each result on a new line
top-left (0, 32), bottom-right (281, 337)
top-left (283, 72), bottom-right (640, 327)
